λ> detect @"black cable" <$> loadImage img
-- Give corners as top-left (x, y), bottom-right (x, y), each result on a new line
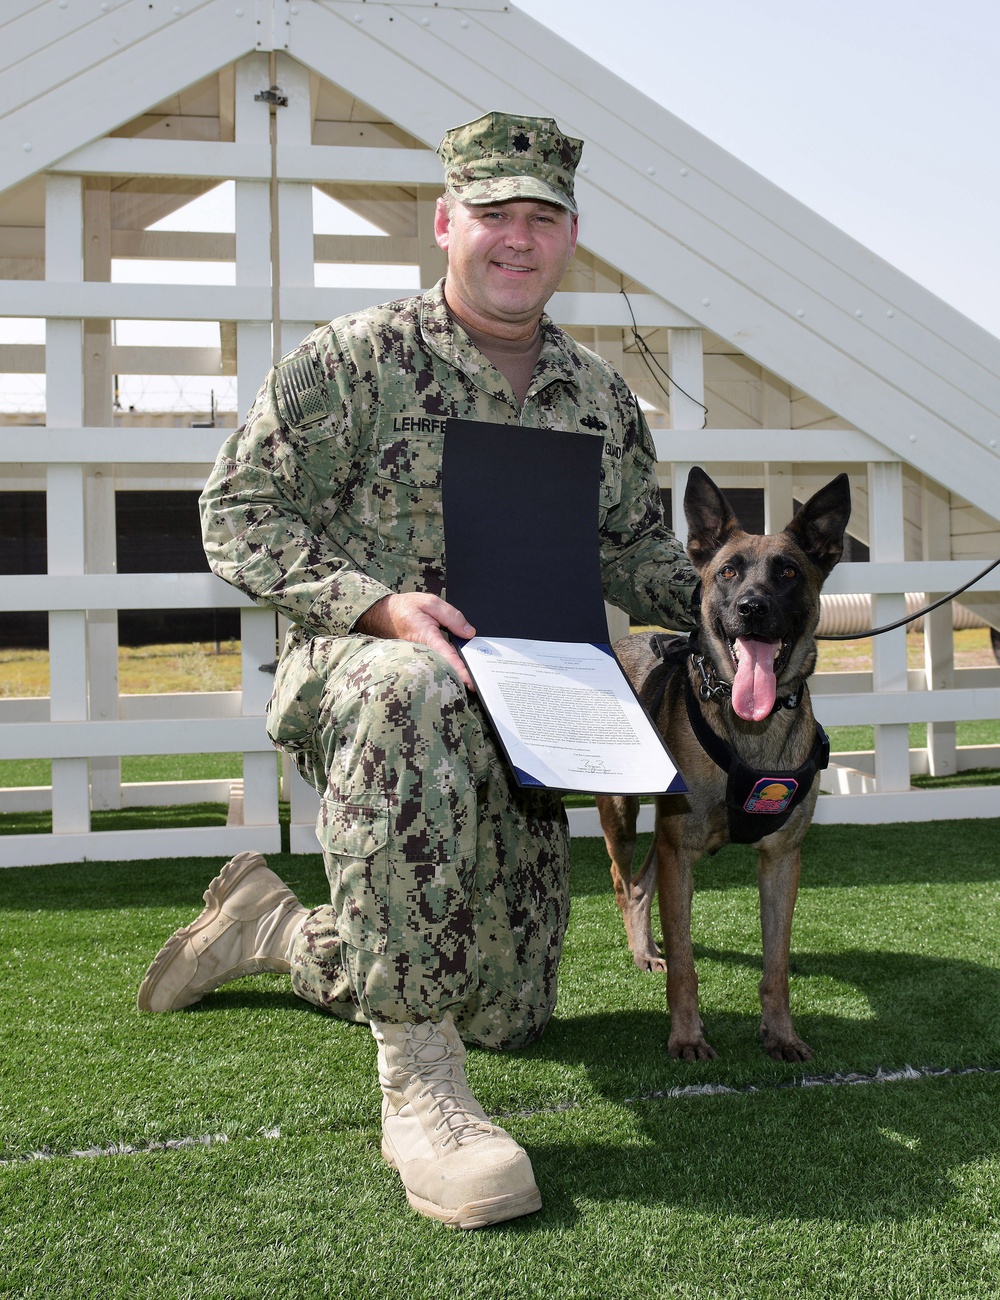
top-left (614, 293), bottom-right (999, 644)
top-left (818, 553), bottom-right (1000, 640)
top-left (620, 288), bottom-right (708, 429)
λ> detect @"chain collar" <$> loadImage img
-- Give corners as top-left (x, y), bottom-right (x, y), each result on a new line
top-left (691, 652), bottom-right (804, 712)
top-left (692, 653), bottom-right (731, 702)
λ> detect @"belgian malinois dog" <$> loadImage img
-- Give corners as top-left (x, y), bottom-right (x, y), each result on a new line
top-left (597, 467), bottom-right (851, 1062)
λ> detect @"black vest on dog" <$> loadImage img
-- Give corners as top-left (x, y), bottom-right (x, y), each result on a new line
top-left (641, 634), bottom-right (829, 845)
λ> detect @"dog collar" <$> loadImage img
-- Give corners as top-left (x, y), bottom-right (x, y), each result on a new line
top-left (691, 651), bottom-right (804, 713)
top-left (641, 630), bottom-right (807, 733)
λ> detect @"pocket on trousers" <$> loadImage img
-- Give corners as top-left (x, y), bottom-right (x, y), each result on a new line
top-left (266, 652), bottom-right (320, 753)
top-left (321, 798), bottom-right (391, 954)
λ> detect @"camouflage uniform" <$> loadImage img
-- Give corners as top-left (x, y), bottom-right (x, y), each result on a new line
top-left (201, 275), bottom-right (698, 1050)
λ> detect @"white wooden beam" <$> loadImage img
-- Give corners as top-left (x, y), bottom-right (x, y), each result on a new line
top-left (0, 428), bottom-right (231, 461)
top-left (761, 375), bottom-right (794, 532)
top-left (276, 55), bottom-right (316, 356)
top-left (234, 53), bottom-right (274, 412)
top-left (82, 177), bottom-right (122, 812)
top-left (921, 475), bottom-right (958, 776)
top-left (51, 138), bottom-right (444, 186)
top-left (1, 280), bottom-right (704, 330)
top-left (44, 172), bottom-right (90, 835)
top-left (811, 787), bottom-right (1000, 825)
top-left (2, 561), bottom-right (993, 611)
top-left (812, 687), bottom-right (1000, 727)
top-left (239, 607), bottom-right (280, 828)
top-left (665, 328), bottom-right (704, 537)
top-left (867, 462), bottom-right (911, 792)
top-left (0, 573), bottom-right (250, 610)
top-left (0, 825), bottom-right (282, 870)
top-left (1, 1), bottom-right (257, 192)
top-left (0, 717), bottom-right (272, 761)
top-left (652, 429), bottom-right (893, 464)
top-left (3, 280), bottom-right (271, 320)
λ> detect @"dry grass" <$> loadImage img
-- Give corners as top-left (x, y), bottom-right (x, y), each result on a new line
top-left (0, 640), bottom-right (243, 698)
top-left (0, 629), bottom-right (996, 700)
top-left (816, 626), bottom-right (997, 674)
top-left (114, 640), bottom-right (244, 694)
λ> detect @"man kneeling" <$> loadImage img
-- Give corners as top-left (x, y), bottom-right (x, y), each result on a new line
top-left (138, 109), bottom-right (699, 1229)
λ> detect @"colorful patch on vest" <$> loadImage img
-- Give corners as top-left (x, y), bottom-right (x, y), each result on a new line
top-left (743, 777), bottom-right (799, 814)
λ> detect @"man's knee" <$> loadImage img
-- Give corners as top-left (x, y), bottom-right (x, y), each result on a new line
top-left (322, 636), bottom-right (459, 705)
top-left (318, 639), bottom-right (489, 797)
top-left (456, 995), bottom-right (557, 1052)
top-left (268, 634), bottom-right (488, 783)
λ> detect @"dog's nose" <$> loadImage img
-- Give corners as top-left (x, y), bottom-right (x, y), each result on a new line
top-left (737, 595), bottom-right (770, 623)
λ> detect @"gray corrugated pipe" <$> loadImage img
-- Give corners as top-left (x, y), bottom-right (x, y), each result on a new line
top-left (817, 594), bottom-right (987, 636)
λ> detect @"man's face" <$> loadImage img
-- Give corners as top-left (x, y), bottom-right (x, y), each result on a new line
top-left (435, 197), bottom-right (578, 337)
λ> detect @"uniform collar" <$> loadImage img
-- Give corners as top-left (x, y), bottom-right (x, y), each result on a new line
top-left (419, 278), bottom-right (580, 398)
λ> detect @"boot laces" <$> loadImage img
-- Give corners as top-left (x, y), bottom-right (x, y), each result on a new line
top-left (403, 1023), bottom-right (494, 1148)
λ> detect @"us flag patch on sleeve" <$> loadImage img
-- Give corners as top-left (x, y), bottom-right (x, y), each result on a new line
top-left (276, 345), bottom-right (329, 428)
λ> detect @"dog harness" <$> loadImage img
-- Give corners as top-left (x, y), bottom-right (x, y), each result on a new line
top-left (642, 633), bottom-right (830, 845)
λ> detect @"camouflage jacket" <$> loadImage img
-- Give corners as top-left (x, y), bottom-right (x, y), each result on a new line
top-left (200, 280), bottom-right (699, 639)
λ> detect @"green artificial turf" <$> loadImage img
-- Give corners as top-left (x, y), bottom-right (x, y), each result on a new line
top-left (1, 824), bottom-right (999, 1298)
top-left (0, 754), bottom-right (245, 789)
top-left (825, 719), bottom-right (1000, 753)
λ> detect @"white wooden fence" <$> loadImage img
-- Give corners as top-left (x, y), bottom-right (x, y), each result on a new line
top-left (1, 50), bottom-right (998, 867)
top-left (3, 419), bottom-right (998, 867)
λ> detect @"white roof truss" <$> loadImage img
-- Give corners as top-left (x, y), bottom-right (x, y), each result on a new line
top-left (1, 0), bottom-right (998, 522)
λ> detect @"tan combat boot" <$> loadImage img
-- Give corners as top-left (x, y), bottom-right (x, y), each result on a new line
top-left (137, 851), bottom-right (307, 1012)
top-left (372, 1012), bottom-right (542, 1229)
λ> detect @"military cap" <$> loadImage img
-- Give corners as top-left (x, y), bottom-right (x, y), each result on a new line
top-left (437, 110), bottom-right (584, 214)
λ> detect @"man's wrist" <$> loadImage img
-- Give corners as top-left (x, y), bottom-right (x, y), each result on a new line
top-left (354, 593), bottom-right (394, 637)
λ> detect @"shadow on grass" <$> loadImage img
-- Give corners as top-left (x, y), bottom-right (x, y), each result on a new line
top-left (529, 945), bottom-right (1000, 1093)
top-left (504, 946), bottom-right (1000, 1228)
top-left (523, 1065), bottom-right (1000, 1226)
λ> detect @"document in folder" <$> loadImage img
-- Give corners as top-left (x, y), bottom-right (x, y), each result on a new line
top-left (442, 418), bottom-right (687, 796)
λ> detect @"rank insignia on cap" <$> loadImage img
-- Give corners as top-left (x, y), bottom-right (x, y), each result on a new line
top-left (509, 128), bottom-right (535, 154)
top-left (436, 110), bottom-right (583, 213)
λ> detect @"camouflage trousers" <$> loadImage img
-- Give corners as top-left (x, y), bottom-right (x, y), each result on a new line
top-left (266, 633), bottom-right (571, 1051)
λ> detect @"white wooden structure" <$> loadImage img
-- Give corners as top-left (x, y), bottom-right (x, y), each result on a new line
top-left (1, 0), bottom-right (998, 867)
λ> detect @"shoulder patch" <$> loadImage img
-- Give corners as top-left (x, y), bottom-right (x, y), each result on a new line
top-left (275, 344), bottom-right (330, 429)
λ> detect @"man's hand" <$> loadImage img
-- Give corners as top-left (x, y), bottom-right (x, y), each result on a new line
top-left (355, 592), bottom-right (477, 689)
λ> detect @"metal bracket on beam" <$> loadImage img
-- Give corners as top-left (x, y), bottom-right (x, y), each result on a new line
top-left (254, 87), bottom-right (288, 107)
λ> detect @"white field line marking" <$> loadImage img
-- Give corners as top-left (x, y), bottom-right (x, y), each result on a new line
top-left (500, 1062), bottom-right (1000, 1120)
top-left (625, 1061), bottom-right (1000, 1105)
top-left (5, 1065), bottom-right (1000, 1163)
top-left (0, 1126), bottom-right (281, 1168)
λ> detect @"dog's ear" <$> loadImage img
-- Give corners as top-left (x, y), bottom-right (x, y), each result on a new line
top-left (684, 466), bottom-right (743, 571)
top-left (783, 473), bottom-right (852, 577)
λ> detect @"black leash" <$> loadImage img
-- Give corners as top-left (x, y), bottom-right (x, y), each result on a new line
top-left (817, 553), bottom-right (1000, 641)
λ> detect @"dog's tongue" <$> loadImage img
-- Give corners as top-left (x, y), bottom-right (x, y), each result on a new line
top-left (732, 637), bottom-right (779, 722)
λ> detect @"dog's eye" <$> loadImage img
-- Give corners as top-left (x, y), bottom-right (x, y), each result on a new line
top-left (781, 564), bottom-right (797, 580)
top-left (719, 565), bottom-right (738, 580)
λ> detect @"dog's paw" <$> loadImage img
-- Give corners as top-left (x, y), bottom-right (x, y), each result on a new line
top-left (633, 947), bottom-right (667, 973)
top-left (760, 1025), bottom-right (813, 1062)
top-left (668, 1034), bottom-right (719, 1062)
